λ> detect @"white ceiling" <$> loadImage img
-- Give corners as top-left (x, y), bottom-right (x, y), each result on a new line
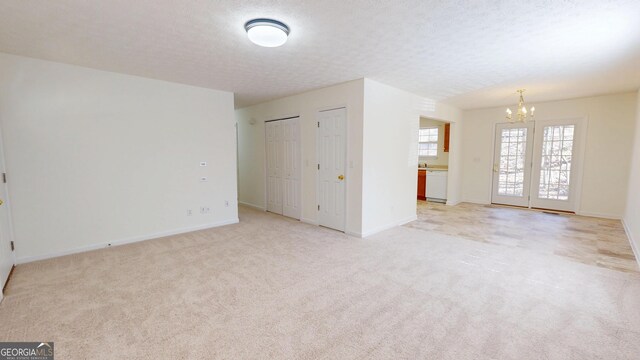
top-left (1, 0), bottom-right (639, 109)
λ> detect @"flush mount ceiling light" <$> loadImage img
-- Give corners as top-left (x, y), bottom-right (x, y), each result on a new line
top-left (244, 18), bottom-right (289, 47)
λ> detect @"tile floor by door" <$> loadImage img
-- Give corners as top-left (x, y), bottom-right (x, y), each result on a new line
top-left (406, 201), bottom-right (638, 273)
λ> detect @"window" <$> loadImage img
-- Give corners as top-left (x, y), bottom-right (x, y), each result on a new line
top-left (419, 127), bottom-right (438, 157)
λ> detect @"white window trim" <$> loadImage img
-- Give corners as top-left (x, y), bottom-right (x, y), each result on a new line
top-left (419, 126), bottom-right (439, 159)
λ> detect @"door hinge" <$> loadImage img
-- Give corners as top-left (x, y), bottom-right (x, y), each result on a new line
top-left (317, 205), bottom-right (320, 211)
top-left (317, 122), bottom-right (320, 128)
top-left (2, 173), bottom-right (5, 183)
top-left (10, 241), bottom-right (14, 251)
top-left (317, 164), bottom-right (320, 170)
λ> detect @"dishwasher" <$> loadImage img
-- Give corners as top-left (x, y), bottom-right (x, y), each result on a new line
top-left (426, 170), bottom-right (448, 203)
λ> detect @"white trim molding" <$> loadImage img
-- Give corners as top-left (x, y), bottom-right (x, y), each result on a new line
top-left (238, 201), bottom-right (266, 211)
top-left (301, 217), bottom-right (319, 226)
top-left (361, 215), bottom-right (417, 238)
top-left (16, 218), bottom-right (239, 264)
top-left (622, 219), bottom-right (640, 269)
top-left (575, 211), bottom-right (622, 220)
top-left (462, 198), bottom-right (492, 205)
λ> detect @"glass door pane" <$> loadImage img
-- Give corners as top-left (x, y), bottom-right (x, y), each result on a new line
top-left (538, 125), bottom-right (574, 200)
top-left (498, 128), bottom-right (528, 197)
top-left (492, 123), bottom-right (533, 207)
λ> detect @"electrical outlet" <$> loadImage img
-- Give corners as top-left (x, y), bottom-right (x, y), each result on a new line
top-left (200, 207), bottom-right (210, 214)
top-left (187, 209), bottom-right (192, 216)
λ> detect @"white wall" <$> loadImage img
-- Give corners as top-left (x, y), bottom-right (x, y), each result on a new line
top-left (361, 80), bottom-right (463, 236)
top-left (419, 118), bottom-right (449, 166)
top-left (236, 79), bottom-right (365, 235)
top-left (0, 53), bottom-right (238, 262)
top-left (623, 90), bottom-right (640, 262)
top-left (461, 92), bottom-right (638, 218)
top-left (361, 79), bottom-right (421, 236)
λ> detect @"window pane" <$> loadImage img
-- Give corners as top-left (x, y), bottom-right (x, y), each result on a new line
top-left (418, 127), bottom-right (439, 157)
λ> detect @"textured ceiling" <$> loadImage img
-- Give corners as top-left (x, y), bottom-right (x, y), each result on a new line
top-left (1, 0), bottom-right (639, 109)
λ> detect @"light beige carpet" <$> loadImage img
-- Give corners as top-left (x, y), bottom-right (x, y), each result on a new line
top-left (1, 205), bottom-right (639, 359)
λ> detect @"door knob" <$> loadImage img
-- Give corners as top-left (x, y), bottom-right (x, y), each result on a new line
top-left (338, 175), bottom-right (344, 180)
top-left (0, 199), bottom-right (3, 206)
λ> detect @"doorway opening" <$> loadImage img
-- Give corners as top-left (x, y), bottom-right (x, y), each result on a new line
top-left (417, 117), bottom-right (451, 204)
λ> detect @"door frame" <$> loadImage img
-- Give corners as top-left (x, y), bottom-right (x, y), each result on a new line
top-left (490, 116), bottom-right (588, 213)
top-left (490, 121), bottom-right (535, 207)
top-left (315, 106), bottom-right (348, 232)
top-left (0, 124), bottom-right (16, 302)
top-left (263, 115), bottom-right (302, 218)
top-left (529, 116), bottom-right (588, 213)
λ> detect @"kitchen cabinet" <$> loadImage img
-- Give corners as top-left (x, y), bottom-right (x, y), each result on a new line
top-left (417, 169), bottom-right (426, 200)
top-left (444, 123), bottom-right (450, 152)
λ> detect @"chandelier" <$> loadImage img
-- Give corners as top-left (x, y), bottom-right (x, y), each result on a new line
top-left (506, 89), bottom-right (535, 123)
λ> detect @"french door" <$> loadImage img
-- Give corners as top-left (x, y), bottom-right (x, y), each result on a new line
top-left (317, 108), bottom-right (346, 232)
top-left (492, 122), bottom-right (534, 207)
top-left (492, 118), bottom-right (583, 212)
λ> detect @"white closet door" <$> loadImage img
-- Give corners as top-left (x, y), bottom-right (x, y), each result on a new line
top-left (266, 121), bottom-right (283, 214)
top-left (317, 108), bottom-right (346, 232)
top-left (282, 118), bottom-right (301, 219)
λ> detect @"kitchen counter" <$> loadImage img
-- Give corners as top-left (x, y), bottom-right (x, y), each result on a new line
top-left (418, 167), bottom-right (448, 172)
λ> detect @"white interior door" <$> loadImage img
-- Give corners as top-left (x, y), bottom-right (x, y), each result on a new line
top-left (491, 122), bottom-right (534, 207)
top-left (530, 119), bottom-right (583, 212)
top-left (0, 141), bottom-right (14, 297)
top-left (282, 118), bottom-right (301, 219)
top-left (317, 108), bottom-right (346, 232)
top-left (266, 121), bottom-right (283, 215)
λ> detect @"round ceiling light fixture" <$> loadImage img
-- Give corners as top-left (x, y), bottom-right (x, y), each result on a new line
top-left (244, 18), bottom-right (289, 48)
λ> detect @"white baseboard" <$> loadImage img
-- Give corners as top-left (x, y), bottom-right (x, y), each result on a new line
top-left (462, 198), bottom-right (491, 205)
top-left (15, 218), bottom-right (239, 264)
top-left (622, 219), bottom-right (640, 269)
top-left (301, 217), bottom-right (319, 226)
top-left (238, 201), bottom-right (265, 211)
top-left (575, 210), bottom-right (621, 220)
top-left (345, 230), bottom-right (362, 237)
top-left (361, 215), bottom-right (417, 238)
